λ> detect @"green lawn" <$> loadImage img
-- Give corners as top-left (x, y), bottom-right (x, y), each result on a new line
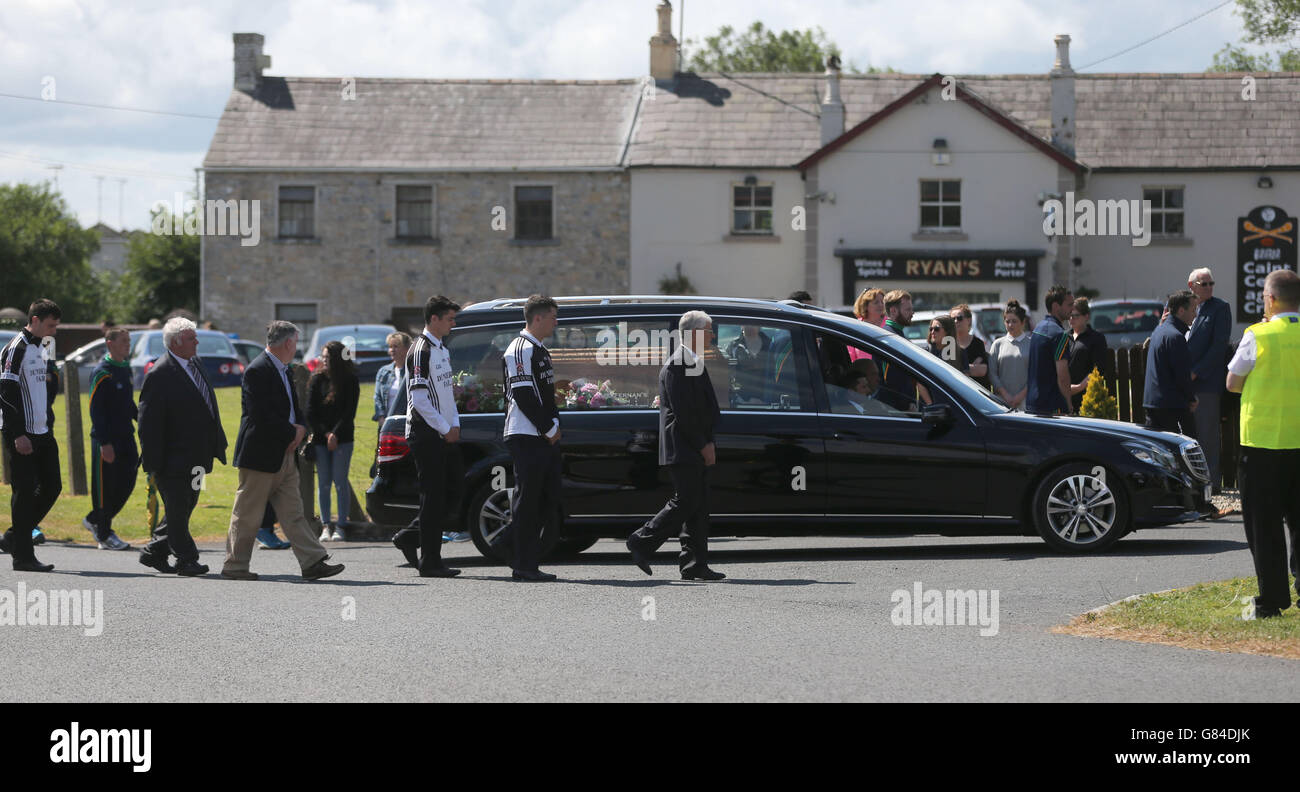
top-left (1058, 576), bottom-right (1300, 659)
top-left (2, 382), bottom-right (381, 544)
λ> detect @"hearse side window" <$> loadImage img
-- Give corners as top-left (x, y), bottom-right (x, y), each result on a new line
top-left (811, 332), bottom-right (926, 418)
top-left (716, 322), bottom-right (806, 410)
top-left (446, 326), bottom-right (516, 414)
top-left (552, 321), bottom-right (677, 410)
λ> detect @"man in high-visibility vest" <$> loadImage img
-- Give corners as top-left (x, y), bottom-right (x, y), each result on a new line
top-left (1226, 268), bottom-right (1300, 619)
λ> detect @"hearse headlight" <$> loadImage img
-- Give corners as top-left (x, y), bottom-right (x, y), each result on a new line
top-left (1123, 441), bottom-right (1179, 472)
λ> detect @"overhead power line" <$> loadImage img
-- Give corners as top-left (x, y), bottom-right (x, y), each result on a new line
top-left (1078, 0), bottom-right (1236, 70)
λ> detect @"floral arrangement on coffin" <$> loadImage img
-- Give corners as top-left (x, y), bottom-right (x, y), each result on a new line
top-left (453, 371), bottom-right (504, 413)
top-left (557, 378), bottom-right (622, 410)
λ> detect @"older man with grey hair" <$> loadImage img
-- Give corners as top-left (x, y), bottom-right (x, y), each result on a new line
top-left (1185, 266), bottom-right (1232, 492)
top-left (137, 316), bottom-right (228, 576)
top-left (626, 310), bottom-right (725, 580)
top-left (221, 320), bottom-right (343, 581)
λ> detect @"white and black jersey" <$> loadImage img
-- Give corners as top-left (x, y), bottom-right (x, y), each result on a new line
top-left (0, 329), bottom-right (54, 437)
top-left (405, 329), bottom-right (458, 437)
top-left (503, 330), bottom-right (559, 438)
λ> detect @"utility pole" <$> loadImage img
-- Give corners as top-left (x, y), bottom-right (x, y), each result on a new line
top-left (115, 178), bottom-right (126, 229)
top-left (678, 0), bottom-right (685, 73)
top-left (46, 164), bottom-right (62, 191)
top-left (95, 175), bottom-right (104, 224)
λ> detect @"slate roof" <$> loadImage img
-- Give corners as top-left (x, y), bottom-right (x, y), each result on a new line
top-left (205, 71), bottom-right (1300, 172)
top-left (628, 71), bottom-right (1300, 170)
top-left (204, 77), bottom-right (643, 170)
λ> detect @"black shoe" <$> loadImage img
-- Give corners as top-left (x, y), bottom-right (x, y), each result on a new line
top-left (138, 551), bottom-right (177, 574)
top-left (681, 567), bottom-right (726, 581)
top-left (392, 533), bottom-right (419, 567)
top-left (626, 538), bottom-right (652, 575)
top-left (13, 558), bottom-right (54, 572)
top-left (302, 557), bottom-right (345, 581)
top-left (513, 569), bottom-right (557, 582)
top-left (1255, 607), bottom-right (1284, 619)
top-left (175, 560), bottom-right (209, 577)
top-left (419, 564), bottom-right (461, 578)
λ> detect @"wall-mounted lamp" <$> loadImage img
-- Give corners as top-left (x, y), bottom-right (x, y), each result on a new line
top-left (933, 138), bottom-right (948, 150)
top-left (1258, 175), bottom-right (1273, 189)
top-left (744, 174), bottom-right (758, 186)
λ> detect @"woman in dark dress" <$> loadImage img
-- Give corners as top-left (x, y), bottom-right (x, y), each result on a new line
top-left (1067, 297), bottom-right (1109, 413)
top-left (307, 341), bottom-right (360, 541)
top-left (950, 303), bottom-right (990, 389)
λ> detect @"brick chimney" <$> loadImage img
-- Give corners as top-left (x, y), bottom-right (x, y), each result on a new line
top-left (234, 33), bottom-right (271, 92)
top-left (1049, 34), bottom-right (1075, 157)
top-left (649, 1), bottom-right (678, 81)
top-left (820, 54), bottom-right (845, 146)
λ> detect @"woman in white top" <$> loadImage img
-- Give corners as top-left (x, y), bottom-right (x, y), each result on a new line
top-left (988, 300), bottom-right (1032, 412)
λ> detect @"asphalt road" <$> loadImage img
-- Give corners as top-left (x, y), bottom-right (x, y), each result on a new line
top-left (2, 515), bottom-right (1296, 702)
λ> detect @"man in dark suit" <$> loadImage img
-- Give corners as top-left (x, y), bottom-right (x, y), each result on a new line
top-left (1185, 267), bottom-right (1232, 492)
top-left (626, 310), bottom-right (725, 581)
top-left (1143, 290), bottom-right (1199, 437)
top-left (136, 318), bottom-right (228, 577)
top-left (221, 321), bottom-right (344, 581)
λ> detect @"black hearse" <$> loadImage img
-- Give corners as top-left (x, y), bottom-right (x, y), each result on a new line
top-left (367, 296), bottom-right (1208, 558)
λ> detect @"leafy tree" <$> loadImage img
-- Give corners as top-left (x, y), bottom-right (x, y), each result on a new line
top-left (684, 22), bottom-right (893, 74)
top-left (0, 181), bottom-right (103, 322)
top-left (1208, 0), bottom-right (1300, 71)
top-left (108, 205), bottom-right (200, 323)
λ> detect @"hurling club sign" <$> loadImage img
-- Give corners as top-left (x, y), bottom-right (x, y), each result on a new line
top-left (1237, 205), bottom-right (1296, 322)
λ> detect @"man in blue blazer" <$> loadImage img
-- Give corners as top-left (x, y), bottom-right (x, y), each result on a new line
top-left (221, 320), bottom-right (344, 581)
top-left (1185, 268), bottom-right (1232, 492)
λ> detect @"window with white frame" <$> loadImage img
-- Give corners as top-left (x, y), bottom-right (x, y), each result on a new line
top-left (732, 182), bottom-right (773, 234)
top-left (278, 186), bottom-right (315, 238)
top-left (514, 186), bottom-right (554, 240)
top-left (396, 185), bottom-right (434, 238)
top-left (919, 180), bottom-right (961, 229)
top-left (1142, 186), bottom-right (1184, 237)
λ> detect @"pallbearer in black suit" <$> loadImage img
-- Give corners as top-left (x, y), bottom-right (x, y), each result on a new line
top-left (626, 310), bottom-right (725, 580)
top-left (499, 295), bottom-right (562, 582)
top-left (136, 318), bottom-right (228, 577)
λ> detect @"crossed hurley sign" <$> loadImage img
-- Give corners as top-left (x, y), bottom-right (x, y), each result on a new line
top-left (1242, 220), bottom-right (1294, 244)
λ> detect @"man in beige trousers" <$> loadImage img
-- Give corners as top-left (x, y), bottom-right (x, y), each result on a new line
top-left (222, 320), bottom-right (344, 581)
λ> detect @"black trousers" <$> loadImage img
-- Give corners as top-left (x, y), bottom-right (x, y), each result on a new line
top-left (504, 435), bottom-right (562, 573)
top-left (1145, 407), bottom-right (1197, 439)
top-left (144, 472), bottom-right (202, 564)
top-left (4, 432), bottom-right (61, 563)
top-left (1239, 446), bottom-right (1300, 612)
top-left (86, 440), bottom-right (139, 538)
top-left (398, 425), bottom-right (464, 571)
top-left (629, 462), bottom-right (711, 573)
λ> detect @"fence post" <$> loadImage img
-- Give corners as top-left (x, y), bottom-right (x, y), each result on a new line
top-left (1130, 347), bottom-right (1146, 426)
top-left (62, 362), bottom-right (88, 496)
top-left (1115, 348), bottom-right (1131, 422)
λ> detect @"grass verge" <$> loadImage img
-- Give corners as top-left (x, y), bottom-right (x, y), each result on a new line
top-left (1054, 576), bottom-right (1300, 660)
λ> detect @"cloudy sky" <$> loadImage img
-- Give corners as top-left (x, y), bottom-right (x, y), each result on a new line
top-left (0, 0), bottom-right (1264, 229)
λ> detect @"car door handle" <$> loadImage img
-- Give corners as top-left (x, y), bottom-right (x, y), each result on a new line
top-left (833, 431), bottom-right (866, 441)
